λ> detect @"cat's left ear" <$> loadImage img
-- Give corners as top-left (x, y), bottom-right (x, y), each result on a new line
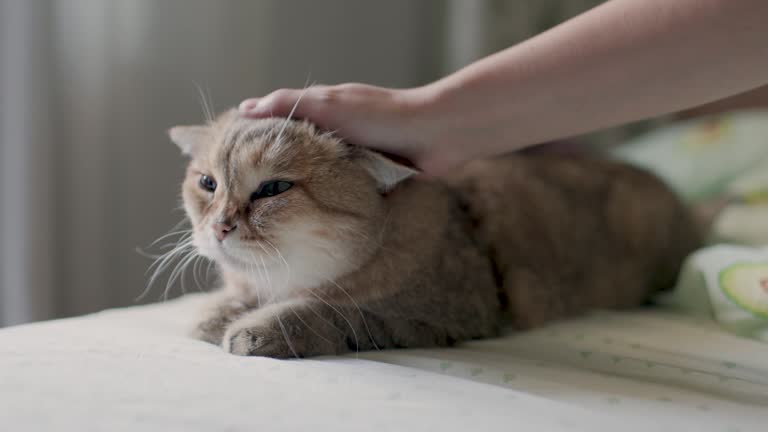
top-left (168, 125), bottom-right (210, 157)
top-left (356, 148), bottom-right (419, 192)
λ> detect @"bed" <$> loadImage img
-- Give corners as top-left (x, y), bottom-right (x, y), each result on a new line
top-left (6, 112), bottom-right (768, 431)
top-left (1, 293), bottom-right (765, 432)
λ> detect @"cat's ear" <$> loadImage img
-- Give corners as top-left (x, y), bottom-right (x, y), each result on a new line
top-left (356, 148), bottom-right (418, 192)
top-left (168, 125), bottom-right (210, 157)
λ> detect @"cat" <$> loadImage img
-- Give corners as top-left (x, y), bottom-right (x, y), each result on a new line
top-left (166, 109), bottom-right (700, 358)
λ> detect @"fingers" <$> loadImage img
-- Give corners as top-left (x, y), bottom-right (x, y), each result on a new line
top-left (236, 84), bottom-right (441, 171)
top-left (239, 88), bottom-right (309, 119)
top-left (238, 85), bottom-right (359, 135)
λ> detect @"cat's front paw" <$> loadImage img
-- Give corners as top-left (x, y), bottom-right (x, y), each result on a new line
top-left (224, 325), bottom-right (298, 358)
top-left (190, 297), bottom-right (250, 345)
top-left (221, 301), bottom-right (342, 358)
top-left (191, 316), bottom-right (230, 345)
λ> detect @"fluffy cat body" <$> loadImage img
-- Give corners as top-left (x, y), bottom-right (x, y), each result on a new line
top-left (168, 110), bottom-right (700, 358)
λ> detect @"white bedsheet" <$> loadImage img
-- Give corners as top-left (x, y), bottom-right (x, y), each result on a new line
top-left (1, 294), bottom-right (766, 432)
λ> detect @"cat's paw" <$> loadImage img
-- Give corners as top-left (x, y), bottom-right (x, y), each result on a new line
top-left (190, 297), bottom-right (250, 345)
top-left (224, 324), bottom-right (298, 358)
top-left (220, 301), bottom-right (342, 358)
top-left (190, 316), bottom-right (229, 345)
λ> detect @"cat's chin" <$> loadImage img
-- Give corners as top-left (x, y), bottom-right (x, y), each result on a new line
top-left (195, 242), bottom-right (268, 274)
top-left (216, 254), bottom-right (250, 272)
top-left (214, 249), bottom-right (274, 273)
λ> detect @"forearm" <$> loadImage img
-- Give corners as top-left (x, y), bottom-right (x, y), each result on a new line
top-left (678, 84), bottom-right (768, 119)
top-left (420, 0), bottom-right (768, 162)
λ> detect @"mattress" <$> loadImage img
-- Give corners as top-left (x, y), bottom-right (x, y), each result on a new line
top-left (1, 294), bottom-right (766, 431)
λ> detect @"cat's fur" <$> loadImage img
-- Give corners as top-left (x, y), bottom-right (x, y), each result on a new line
top-left (168, 109), bottom-right (700, 358)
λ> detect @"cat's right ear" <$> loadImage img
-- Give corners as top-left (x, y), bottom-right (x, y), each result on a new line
top-left (355, 148), bottom-right (419, 192)
top-left (168, 125), bottom-right (210, 157)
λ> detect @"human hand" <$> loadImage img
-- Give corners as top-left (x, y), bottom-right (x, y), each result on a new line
top-left (239, 84), bottom-right (468, 175)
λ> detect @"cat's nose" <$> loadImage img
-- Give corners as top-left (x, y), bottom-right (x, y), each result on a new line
top-left (212, 222), bottom-right (236, 242)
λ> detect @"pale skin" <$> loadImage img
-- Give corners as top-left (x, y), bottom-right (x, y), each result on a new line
top-left (240, 0), bottom-right (768, 175)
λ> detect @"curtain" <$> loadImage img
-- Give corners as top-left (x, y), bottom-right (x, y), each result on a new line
top-left (0, 0), bottom-right (55, 326)
top-left (0, 0), bottom-right (445, 326)
top-left (1, 0), bottom-right (623, 327)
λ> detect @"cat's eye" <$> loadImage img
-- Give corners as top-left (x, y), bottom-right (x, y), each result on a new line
top-left (251, 180), bottom-right (293, 200)
top-left (199, 175), bottom-right (217, 192)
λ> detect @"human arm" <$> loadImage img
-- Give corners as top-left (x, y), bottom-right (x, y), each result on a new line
top-left (241, 0), bottom-right (768, 174)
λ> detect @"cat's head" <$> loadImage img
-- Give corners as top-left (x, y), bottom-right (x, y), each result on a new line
top-left (169, 109), bottom-right (416, 292)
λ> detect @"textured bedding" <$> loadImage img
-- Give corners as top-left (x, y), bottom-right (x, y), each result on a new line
top-left (1, 294), bottom-right (765, 431)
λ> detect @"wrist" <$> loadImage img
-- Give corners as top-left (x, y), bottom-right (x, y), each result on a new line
top-left (399, 81), bottom-right (463, 165)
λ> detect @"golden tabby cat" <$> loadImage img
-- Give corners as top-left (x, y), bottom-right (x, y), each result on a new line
top-left (167, 109), bottom-right (699, 358)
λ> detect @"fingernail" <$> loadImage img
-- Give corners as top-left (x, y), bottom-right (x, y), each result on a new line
top-left (239, 99), bottom-right (260, 113)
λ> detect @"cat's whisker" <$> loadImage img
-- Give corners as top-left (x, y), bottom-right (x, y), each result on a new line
top-left (200, 255), bottom-right (213, 289)
top-left (244, 249), bottom-right (299, 358)
top-left (164, 249), bottom-right (199, 301)
top-left (192, 254), bottom-right (208, 292)
top-left (243, 252), bottom-right (263, 308)
top-left (307, 289), bottom-right (359, 356)
top-left (257, 240), bottom-right (330, 348)
top-left (204, 83), bottom-right (215, 124)
top-left (247, 248), bottom-right (270, 303)
top-left (179, 252), bottom-right (201, 290)
top-left (325, 278), bottom-right (379, 351)
top-left (205, 259), bottom-right (215, 287)
top-left (273, 80), bottom-right (314, 148)
top-left (191, 254), bottom-right (201, 290)
top-left (145, 229), bottom-right (193, 250)
top-left (350, 226), bottom-right (403, 257)
top-left (146, 217), bottom-right (191, 245)
top-left (174, 254), bottom-right (192, 297)
top-left (146, 240), bottom-right (194, 281)
top-left (270, 305), bottom-right (300, 358)
top-left (136, 229), bottom-right (192, 261)
top-left (145, 235), bottom-right (194, 274)
top-left (161, 244), bottom-right (198, 297)
top-left (250, 259), bottom-right (265, 309)
top-left (138, 238), bottom-right (195, 301)
top-left (160, 217), bottom-right (192, 239)
top-left (301, 299), bottom-right (345, 341)
top-left (254, 247), bottom-right (300, 359)
top-left (178, 253), bottom-right (201, 295)
top-left (193, 81), bottom-right (214, 124)
top-left (284, 298), bottom-right (334, 348)
top-left (154, 241), bottom-right (189, 252)
top-left (262, 239), bottom-right (291, 286)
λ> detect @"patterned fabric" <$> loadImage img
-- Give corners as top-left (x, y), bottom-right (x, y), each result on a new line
top-left (612, 111), bottom-right (768, 342)
top-left (1, 294), bottom-right (764, 431)
top-left (672, 245), bottom-right (768, 342)
top-left (612, 111), bottom-right (768, 204)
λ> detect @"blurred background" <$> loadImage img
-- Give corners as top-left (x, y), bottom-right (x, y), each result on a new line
top-left (4, 0), bottom-right (767, 327)
top-left (1, 0), bottom-right (611, 326)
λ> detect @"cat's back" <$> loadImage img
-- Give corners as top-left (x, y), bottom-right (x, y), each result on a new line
top-left (445, 154), bottom-right (701, 328)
